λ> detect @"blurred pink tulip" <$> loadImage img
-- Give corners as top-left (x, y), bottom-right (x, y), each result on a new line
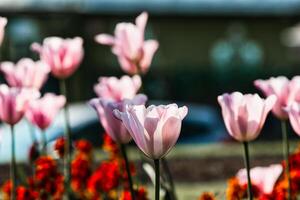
top-left (0, 17), bottom-right (7, 46)
top-left (218, 92), bottom-right (276, 142)
top-left (26, 93), bottom-right (66, 130)
top-left (114, 103), bottom-right (188, 159)
top-left (237, 164), bottom-right (282, 195)
top-left (285, 102), bottom-right (300, 136)
top-left (95, 12), bottom-right (159, 75)
top-left (94, 75), bottom-right (141, 101)
top-left (0, 84), bottom-right (40, 125)
top-left (31, 37), bottom-right (84, 79)
top-left (254, 76), bottom-right (300, 119)
top-left (89, 94), bottom-right (147, 144)
top-left (0, 58), bottom-right (50, 90)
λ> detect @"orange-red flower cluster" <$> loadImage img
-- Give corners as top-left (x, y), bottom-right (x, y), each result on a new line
top-left (34, 156), bottom-right (64, 199)
top-left (75, 139), bottom-right (93, 155)
top-left (223, 146), bottom-right (300, 200)
top-left (2, 135), bottom-right (150, 200)
top-left (103, 133), bottom-right (120, 158)
top-left (119, 187), bottom-right (149, 200)
top-left (198, 192), bottom-right (216, 200)
top-left (54, 137), bottom-right (65, 158)
top-left (2, 181), bottom-right (38, 200)
top-left (87, 160), bottom-right (120, 194)
top-left (71, 139), bottom-right (93, 197)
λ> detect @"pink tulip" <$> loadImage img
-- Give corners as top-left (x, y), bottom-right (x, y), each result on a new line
top-left (31, 37), bottom-right (84, 79)
top-left (89, 94), bottom-right (147, 144)
top-left (95, 12), bottom-right (159, 75)
top-left (26, 93), bottom-right (66, 130)
top-left (114, 103), bottom-right (188, 159)
top-left (254, 76), bottom-right (300, 119)
top-left (0, 17), bottom-right (7, 46)
top-left (217, 92), bottom-right (276, 142)
top-left (285, 102), bottom-right (300, 136)
top-left (0, 84), bottom-right (40, 125)
top-left (94, 75), bottom-right (141, 101)
top-left (237, 164), bottom-right (282, 195)
top-left (0, 58), bottom-right (50, 90)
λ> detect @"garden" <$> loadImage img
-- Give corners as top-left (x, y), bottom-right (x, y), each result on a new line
top-left (0, 8), bottom-right (300, 200)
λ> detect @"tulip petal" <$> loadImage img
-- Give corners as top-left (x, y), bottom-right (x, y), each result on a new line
top-left (95, 34), bottom-right (115, 45)
top-left (140, 40), bottom-right (159, 72)
top-left (160, 116), bottom-right (181, 158)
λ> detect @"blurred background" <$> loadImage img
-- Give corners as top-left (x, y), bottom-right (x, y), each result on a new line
top-left (1, 0), bottom-right (300, 198)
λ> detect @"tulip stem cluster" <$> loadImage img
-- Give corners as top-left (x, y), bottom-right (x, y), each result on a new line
top-left (281, 120), bottom-right (291, 200)
top-left (41, 130), bottom-right (47, 155)
top-left (162, 158), bottom-right (177, 200)
top-left (120, 144), bottom-right (135, 200)
top-left (10, 125), bottom-right (16, 200)
top-left (59, 79), bottom-right (72, 196)
top-left (243, 142), bottom-right (253, 200)
top-left (154, 159), bottom-right (160, 200)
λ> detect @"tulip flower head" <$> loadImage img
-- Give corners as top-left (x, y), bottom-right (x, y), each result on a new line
top-left (284, 102), bottom-right (300, 137)
top-left (114, 103), bottom-right (188, 159)
top-left (31, 37), bottom-right (84, 79)
top-left (0, 17), bottom-right (7, 46)
top-left (26, 93), bottom-right (66, 130)
top-left (94, 75), bottom-right (141, 101)
top-left (254, 76), bottom-right (300, 119)
top-left (1, 58), bottom-right (50, 89)
top-left (218, 92), bottom-right (276, 142)
top-left (95, 12), bottom-right (159, 75)
top-left (0, 84), bottom-right (40, 125)
top-left (89, 94), bottom-right (147, 144)
top-left (236, 164), bottom-right (283, 195)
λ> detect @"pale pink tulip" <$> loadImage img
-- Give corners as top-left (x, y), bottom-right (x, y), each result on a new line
top-left (285, 102), bottom-right (300, 136)
top-left (0, 84), bottom-right (40, 125)
top-left (237, 164), bottom-right (282, 195)
top-left (95, 12), bottom-right (158, 75)
top-left (217, 92), bottom-right (276, 142)
top-left (114, 103), bottom-right (188, 159)
top-left (26, 93), bottom-right (66, 130)
top-left (254, 76), bottom-right (300, 119)
top-left (0, 58), bottom-right (50, 89)
top-left (31, 37), bottom-right (84, 79)
top-left (89, 94), bottom-right (147, 144)
top-left (94, 75), bottom-right (141, 101)
top-left (0, 17), bottom-right (7, 46)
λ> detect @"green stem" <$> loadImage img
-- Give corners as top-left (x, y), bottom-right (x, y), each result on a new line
top-left (120, 144), bottom-right (135, 200)
top-left (243, 142), bottom-right (252, 200)
top-left (161, 158), bottom-right (177, 200)
top-left (10, 125), bottom-right (16, 200)
top-left (26, 120), bottom-right (36, 144)
top-left (154, 159), bottom-right (160, 200)
top-left (41, 129), bottom-right (47, 155)
top-left (281, 120), bottom-right (291, 200)
top-left (59, 79), bottom-right (72, 196)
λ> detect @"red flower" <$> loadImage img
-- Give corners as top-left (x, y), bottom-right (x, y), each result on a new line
top-left (87, 160), bottom-right (120, 194)
top-left (2, 180), bottom-right (12, 199)
top-left (198, 192), bottom-right (216, 200)
top-left (34, 156), bottom-right (64, 198)
top-left (54, 137), bottom-right (65, 158)
top-left (71, 154), bottom-right (91, 193)
top-left (16, 186), bottom-right (38, 200)
top-left (119, 187), bottom-right (149, 200)
top-left (103, 133), bottom-right (119, 158)
top-left (35, 156), bottom-right (57, 183)
top-left (75, 139), bottom-right (93, 154)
